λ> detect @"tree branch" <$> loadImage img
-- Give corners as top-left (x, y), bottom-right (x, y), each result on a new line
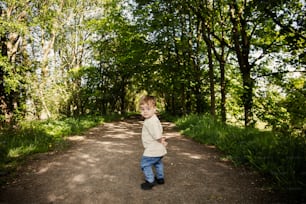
top-left (255, 70), bottom-right (306, 78)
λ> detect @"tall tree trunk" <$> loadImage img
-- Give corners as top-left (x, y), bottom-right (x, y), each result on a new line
top-left (194, 18), bottom-right (204, 114)
top-left (212, 24), bottom-right (227, 123)
top-left (38, 29), bottom-right (57, 119)
top-left (202, 25), bottom-right (216, 117)
top-left (0, 36), bottom-right (7, 121)
top-left (207, 38), bottom-right (215, 117)
top-left (229, 2), bottom-right (254, 127)
top-left (220, 55), bottom-right (226, 123)
top-left (219, 8), bottom-right (227, 124)
top-left (190, 1), bottom-right (216, 116)
top-left (120, 77), bottom-right (126, 115)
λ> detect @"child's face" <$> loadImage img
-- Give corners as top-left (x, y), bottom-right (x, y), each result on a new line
top-left (140, 103), bottom-right (156, 119)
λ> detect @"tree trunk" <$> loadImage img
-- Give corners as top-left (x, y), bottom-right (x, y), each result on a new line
top-left (202, 26), bottom-right (216, 117)
top-left (208, 41), bottom-right (215, 117)
top-left (229, 2), bottom-right (254, 127)
top-left (242, 70), bottom-right (254, 127)
top-left (0, 36), bottom-right (7, 120)
top-left (220, 58), bottom-right (226, 123)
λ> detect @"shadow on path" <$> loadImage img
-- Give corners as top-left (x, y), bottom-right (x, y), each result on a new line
top-left (0, 119), bottom-right (284, 204)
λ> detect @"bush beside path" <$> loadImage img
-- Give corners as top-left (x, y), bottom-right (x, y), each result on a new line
top-left (0, 119), bottom-right (287, 203)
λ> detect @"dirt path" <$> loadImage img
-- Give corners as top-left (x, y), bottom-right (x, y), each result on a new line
top-left (0, 119), bottom-right (286, 203)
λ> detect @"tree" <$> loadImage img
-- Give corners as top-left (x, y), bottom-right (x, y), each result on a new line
top-left (0, 0), bottom-right (32, 124)
top-left (226, 0), bottom-right (297, 127)
top-left (88, 0), bottom-right (147, 114)
top-left (228, 1), bottom-right (256, 127)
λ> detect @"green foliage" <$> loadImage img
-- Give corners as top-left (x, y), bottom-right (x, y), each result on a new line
top-left (0, 115), bottom-right (105, 180)
top-left (255, 75), bottom-right (306, 136)
top-left (86, 2), bottom-right (148, 114)
top-left (0, 1), bottom-right (304, 194)
top-left (175, 114), bottom-right (306, 192)
top-left (283, 78), bottom-right (306, 133)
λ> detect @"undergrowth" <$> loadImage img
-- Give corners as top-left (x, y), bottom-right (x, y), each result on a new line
top-left (0, 115), bottom-right (116, 184)
top-left (175, 114), bottom-right (306, 195)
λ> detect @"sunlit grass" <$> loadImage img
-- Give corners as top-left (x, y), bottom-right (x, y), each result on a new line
top-left (8, 145), bottom-right (36, 158)
top-left (175, 114), bottom-right (306, 192)
top-left (0, 115), bottom-right (113, 184)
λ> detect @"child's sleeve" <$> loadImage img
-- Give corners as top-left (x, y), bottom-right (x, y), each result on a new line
top-left (146, 119), bottom-right (162, 140)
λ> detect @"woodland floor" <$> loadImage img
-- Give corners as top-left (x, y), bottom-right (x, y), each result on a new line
top-left (0, 117), bottom-right (299, 204)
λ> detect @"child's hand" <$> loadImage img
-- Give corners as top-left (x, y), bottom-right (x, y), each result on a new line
top-left (161, 137), bottom-right (168, 147)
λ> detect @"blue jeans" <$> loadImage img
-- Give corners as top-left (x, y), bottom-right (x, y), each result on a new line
top-left (140, 156), bottom-right (164, 183)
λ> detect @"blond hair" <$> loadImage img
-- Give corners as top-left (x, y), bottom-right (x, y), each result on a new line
top-left (139, 95), bottom-right (156, 108)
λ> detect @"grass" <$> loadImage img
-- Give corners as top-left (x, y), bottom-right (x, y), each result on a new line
top-left (0, 114), bottom-right (119, 184)
top-left (175, 114), bottom-right (306, 195)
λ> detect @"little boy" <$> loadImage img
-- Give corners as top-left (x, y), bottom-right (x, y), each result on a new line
top-left (139, 95), bottom-right (167, 190)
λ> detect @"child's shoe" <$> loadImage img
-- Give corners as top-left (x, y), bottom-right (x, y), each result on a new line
top-left (155, 177), bottom-right (165, 184)
top-left (141, 180), bottom-right (155, 190)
